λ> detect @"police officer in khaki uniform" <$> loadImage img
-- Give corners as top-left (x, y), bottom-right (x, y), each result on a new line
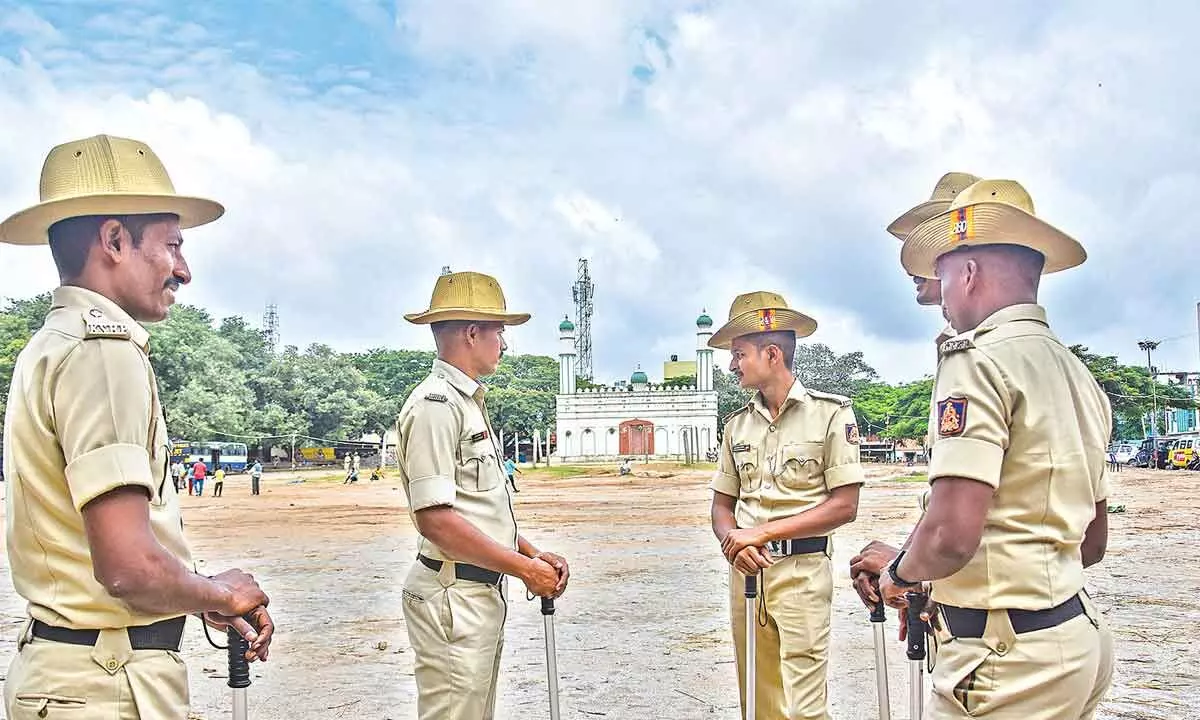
top-left (397, 270), bottom-right (570, 720)
top-left (879, 179), bottom-right (1114, 718)
top-left (708, 291), bottom-right (865, 720)
top-left (851, 171), bottom-right (980, 614)
top-left (0, 135), bottom-right (275, 718)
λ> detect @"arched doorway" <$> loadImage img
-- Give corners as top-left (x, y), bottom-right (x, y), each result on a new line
top-left (619, 419), bottom-right (654, 456)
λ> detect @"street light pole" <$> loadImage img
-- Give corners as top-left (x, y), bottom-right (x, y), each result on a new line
top-left (1138, 339), bottom-right (1161, 436)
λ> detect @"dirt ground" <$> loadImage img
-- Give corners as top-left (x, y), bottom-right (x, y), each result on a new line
top-left (0, 463), bottom-right (1196, 719)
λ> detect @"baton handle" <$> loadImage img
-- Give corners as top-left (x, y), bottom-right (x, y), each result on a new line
top-left (744, 574), bottom-right (758, 598)
top-left (226, 626), bottom-right (251, 689)
top-left (904, 593), bottom-right (928, 661)
top-left (541, 596), bottom-right (556, 616)
top-left (870, 599), bottom-right (886, 623)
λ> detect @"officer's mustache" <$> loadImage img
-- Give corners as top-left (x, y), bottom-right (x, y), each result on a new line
top-left (165, 279), bottom-right (182, 292)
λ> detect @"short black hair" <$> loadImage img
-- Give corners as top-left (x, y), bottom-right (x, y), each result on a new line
top-left (47, 213), bottom-right (177, 281)
top-left (746, 330), bottom-right (796, 367)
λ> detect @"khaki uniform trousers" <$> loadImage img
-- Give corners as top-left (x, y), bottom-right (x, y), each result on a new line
top-left (928, 592), bottom-right (1114, 719)
top-left (729, 552), bottom-right (833, 720)
top-left (403, 560), bottom-right (508, 720)
top-left (3, 620), bottom-right (189, 719)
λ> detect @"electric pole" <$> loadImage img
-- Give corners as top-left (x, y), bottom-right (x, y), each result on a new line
top-left (1138, 339), bottom-right (1161, 436)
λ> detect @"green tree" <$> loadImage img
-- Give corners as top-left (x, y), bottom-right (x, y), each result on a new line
top-left (850, 378), bottom-right (934, 441)
top-left (793, 343), bottom-right (880, 397)
top-left (715, 367), bottom-right (751, 441)
top-left (485, 355), bottom-right (559, 441)
top-left (148, 305), bottom-right (257, 440)
top-left (662, 374), bottom-right (698, 389)
top-left (350, 348), bottom-right (437, 422)
top-left (1069, 345), bottom-right (1196, 438)
top-left (278, 344), bottom-right (389, 440)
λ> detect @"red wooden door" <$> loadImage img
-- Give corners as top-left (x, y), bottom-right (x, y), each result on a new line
top-left (619, 419), bottom-right (655, 456)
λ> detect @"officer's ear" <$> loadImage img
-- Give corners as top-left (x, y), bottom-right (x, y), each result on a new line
top-left (97, 218), bottom-right (129, 263)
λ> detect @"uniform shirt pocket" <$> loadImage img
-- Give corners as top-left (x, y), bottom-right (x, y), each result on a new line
top-left (13, 693), bottom-right (88, 715)
top-left (458, 436), bottom-right (500, 492)
top-left (778, 442), bottom-right (824, 490)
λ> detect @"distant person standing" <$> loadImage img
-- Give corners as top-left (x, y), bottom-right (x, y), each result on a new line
top-left (192, 458), bottom-right (207, 496)
top-left (213, 466), bottom-right (226, 497)
top-left (171, 460), bottom-right (184, 492)
top-left (251, 460), bottom-right (263, 496)
top-left (503, 456), bottom-right (521, 493)
top-left (343, 453), bottom-right (352, 482)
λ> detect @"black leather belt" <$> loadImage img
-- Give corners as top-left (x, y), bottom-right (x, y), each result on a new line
top-left (766, 536), bottom-right (828, 556)
top-left (31, 616), bottom-right (186, 651)
top-left (419, 554), bottom-right (503, 586)
top-left (940, 593), bottom-right (1086, 639)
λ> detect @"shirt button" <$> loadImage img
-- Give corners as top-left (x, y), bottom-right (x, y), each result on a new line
top-left (105, 658), bottom-right (118, 671)
top-left (763, 482), bottom-right (772, 490)
top-left (996, 641), bottom-right (1008, 654)
top-left (769, 425), bottom-right (777, 432)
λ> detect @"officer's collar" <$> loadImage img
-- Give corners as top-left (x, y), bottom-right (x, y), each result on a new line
top-left (751, 376), bottom-right (807, 415)
top-left (432, 357), bottom-right (483, 399)
top-left (971, 303), bottom-right (1049, 336)
top-left (51, 285), bottom-right (151, 351)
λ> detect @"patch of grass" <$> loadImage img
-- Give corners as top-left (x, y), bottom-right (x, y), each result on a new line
top-left (521, 461), bottom-right (716, 479)
top-left (522, 465), bottom-right (603, 479)
top-left (892, 472), bottom-right (928, 483)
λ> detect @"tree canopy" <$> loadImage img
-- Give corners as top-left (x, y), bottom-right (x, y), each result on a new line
top-left (0, 295), bottom-right (1193, 447)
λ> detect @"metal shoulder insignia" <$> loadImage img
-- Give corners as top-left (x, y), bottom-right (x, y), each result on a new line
top-left (939, 337), bottom-right (975, 355)
top-left (424, 392), bottom-right (448, 403)
top-left (82, 309), bottom-right (131, 340)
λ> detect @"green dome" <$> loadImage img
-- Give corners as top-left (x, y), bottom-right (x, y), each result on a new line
top-left (696, 310), bottom-right (713, 328)
top-left (631, 369), bottom-right (649, 384)
top-left (559, 316), bottom-right (575, 332)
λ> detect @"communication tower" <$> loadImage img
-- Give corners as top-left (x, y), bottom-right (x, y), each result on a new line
top-left (263, 303), bottom-right (280, 353)
top-left (572, 259), bottom-right (595, 381)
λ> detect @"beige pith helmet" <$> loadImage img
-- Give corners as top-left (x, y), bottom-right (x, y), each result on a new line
top-left (404, 270), bottom-right (531, 325)
top-left (886, 171), bottom-right (982, 241)
top-left (899, 178), bottom-right (1087, 279)
top-left (707, 290), bottom-right (817, 350)
top-left (0, 134), bottom-right (224, 246)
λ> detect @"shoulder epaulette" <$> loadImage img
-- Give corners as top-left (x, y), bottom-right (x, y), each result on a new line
top-left (939, 333), bottom-right (976, 356)
top-left (722, 403), bottom-right (752, 423)
top-left (807, 389), bottom-right (852, 408)
top-left (82, 309), bottom-right (131, 340)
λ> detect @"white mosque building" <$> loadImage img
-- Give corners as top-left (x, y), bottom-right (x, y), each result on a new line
top-left (554, 312), bottom-right (719, 462)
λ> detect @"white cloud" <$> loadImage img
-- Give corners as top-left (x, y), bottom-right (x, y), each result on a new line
top-left (0, 4), bottom-right (61, 43)
top-left (1, 0), bottom-right (1199, 387)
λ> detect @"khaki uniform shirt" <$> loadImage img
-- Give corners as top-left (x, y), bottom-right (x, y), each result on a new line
top-left (396, 358), bottom-right (517, 561)
top-left (928, 304), bottom-right (1111, 610)
top-left (3, 286), bottom-right (191, 629)
top-left (710, 379), bottom-right (865, 532)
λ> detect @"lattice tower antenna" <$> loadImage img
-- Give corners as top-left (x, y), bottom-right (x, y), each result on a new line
top-left (263, 302), bottom-right (280, 353)
top-left (572, 258), bottom-right (594, 381)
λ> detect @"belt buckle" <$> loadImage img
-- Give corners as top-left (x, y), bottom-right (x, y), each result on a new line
top-left (768, 539), bottom-right (786, 555)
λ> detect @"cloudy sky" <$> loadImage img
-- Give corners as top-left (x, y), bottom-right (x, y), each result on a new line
top-left (1, 0), bottom-right (1197, 385)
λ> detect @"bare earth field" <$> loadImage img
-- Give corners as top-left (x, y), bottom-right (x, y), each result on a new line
top-left (0, 463), bottom-right (1196, 720)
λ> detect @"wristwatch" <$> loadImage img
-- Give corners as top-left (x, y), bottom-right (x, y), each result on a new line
top-left (886, 550), bottom-right (922, 589)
